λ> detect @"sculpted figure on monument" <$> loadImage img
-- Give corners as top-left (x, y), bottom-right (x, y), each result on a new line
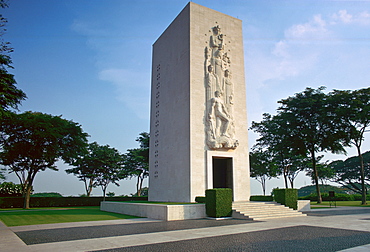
top-left (223, 69), bottom-right (234, 107)
top-left (206, 65), bottom-right (218, 102)
top-left (213, 49), bottom-right (224, 90)
top-left (207, 91), bottom-right (238, 150)
top-left (210, 25), bottom-right (224, 50)
top-left (209, 91), bottom-right (230, 137)
top-left (205, 25), bottom-right (238, 150)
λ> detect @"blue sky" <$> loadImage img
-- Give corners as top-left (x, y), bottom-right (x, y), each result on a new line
top-left (2, 0), bottom-right (370, 196)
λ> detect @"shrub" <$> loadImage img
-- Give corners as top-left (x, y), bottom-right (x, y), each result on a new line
top-left (0, 182), bottom-right (23, 197)
top-left (31, 192), bottom-right (63, 197)
top-left (250, 195), bottom-right (273, 201)
top-left (195, 196), bottom-right (206, 203)
top-left (299, 193), bottom-right (368, 201)
top-left (273, 188), bottom-right (298, 210)
top-left (0, 196), bottom-right (148, 208)
top-left (205, 188), bottom-right (232, 218)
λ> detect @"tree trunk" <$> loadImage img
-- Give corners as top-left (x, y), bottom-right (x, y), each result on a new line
top-left (311, 150), bottom-right (322, 203)
top-left (283, 167), bottom-right (289, 189)
top-left (289, 178), bottom-right (294, 189)
top-left (261, 176), bottom-right (266, 196)
top-left (23, 185), bottom-right (32, 209)
top-left (136, 175), bottom-right (141, 197)
top-left (102, 186), bottom-right (106, 201)
top-left (357, 146), bottom-right (367, 205)
top-left (87, 179), bottom-right (93, 197)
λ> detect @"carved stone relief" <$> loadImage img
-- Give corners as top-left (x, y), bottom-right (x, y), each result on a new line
top-left (205, 25), bottom-right (238, 150)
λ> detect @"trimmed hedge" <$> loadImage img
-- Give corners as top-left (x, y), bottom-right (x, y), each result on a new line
top-left (205, 188), bottom-right (232, 218)
top-left (195, 196), bottom-right (206, 203)
top-left (0, 196), bottom-right (148, 208)
top-left (299, 193), bottom-right (370, 201)
top-left (273, 188), bottom-right (298, 210)
top-left (250, 195), bottom-right (273, 202)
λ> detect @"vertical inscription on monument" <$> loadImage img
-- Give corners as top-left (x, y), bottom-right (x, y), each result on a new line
top-left (153, 63), bottom-right (161, 179)
top-left (205, 25), bottom-right (238, 150)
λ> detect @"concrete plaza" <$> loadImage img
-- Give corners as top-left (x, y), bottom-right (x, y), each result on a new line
top-left (1, 207), bottom-right (370, 251)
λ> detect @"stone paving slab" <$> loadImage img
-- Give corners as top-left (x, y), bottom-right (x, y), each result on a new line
top-left (2, 207), bottom-right (370, 251)
top-left (15, 218), bottom-right (254, 245)
top-left (93, 225), bottom-right (370, 252)
top-left (305, 207), bottom-right (370, 216)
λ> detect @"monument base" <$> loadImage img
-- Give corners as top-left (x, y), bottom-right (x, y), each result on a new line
top-left (100, 201), bottom-right (206, 221)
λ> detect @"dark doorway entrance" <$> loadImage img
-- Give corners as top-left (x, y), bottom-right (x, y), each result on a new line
top-left (212, 157), bottom-right (233, 189)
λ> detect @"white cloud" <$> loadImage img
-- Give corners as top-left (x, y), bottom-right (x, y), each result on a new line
top-left (285, 15), bottom-right (329, 39)
top-left (332, 10), bottom-right (353, 24)
top-left (331, 10), bottom-right (370, 25)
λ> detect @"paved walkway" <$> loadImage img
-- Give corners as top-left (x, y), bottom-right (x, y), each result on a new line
top-left (1, 207), bottom-right (370, 251)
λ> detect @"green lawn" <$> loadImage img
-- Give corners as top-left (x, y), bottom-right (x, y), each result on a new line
top-left (114, 201), bottom-right (199, 204)
top-left (0, 206), bottom-right (140, 227)
top-left (310, 201), bottom-right (370, 208)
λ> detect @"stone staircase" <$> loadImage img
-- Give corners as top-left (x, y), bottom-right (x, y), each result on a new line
top-left (232, 201), bottom-right (307, 221)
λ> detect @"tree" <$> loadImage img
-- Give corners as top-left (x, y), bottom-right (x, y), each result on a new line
top-left (330, 151), bottom-right (370, 195)
top-left (277, 87), bottom-right (348, 203)
top-left (0, 112), bottom-right (88, 208)
top-left (66, 142), bottom-right (126, 199)
top-left (66, 142), bottom-right (99, 197)
top-left (0, 1), bottom-right (26, 116)
top-left (329, 88), bottom-right (370, 204)
top-left (124, 132), bottom-right (149, 197)
top-left (0, 166), bottom-right (5, 180)
top-left (306, 156), bottom-right (334, 185)
top-left (281, 154), bottom-right (310, 189)
top-left (249, 149), bottom-right (279, 195)
top-left (250, 113), bottom-right (308, 189)
top-left (93, 144), bottom-right (126, 200)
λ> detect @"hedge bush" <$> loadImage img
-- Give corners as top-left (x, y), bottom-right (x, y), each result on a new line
top-left (250, 195), bottom-right (273, 201)
top-left (205, 188), bottom-right (232, 218)
top-left (273, 188), bottom-right (298, 210)
top-left (0, 196), bottom-right (148, 208)
top-left (299, 193), bottom-right (370, 201)
top-left (195, 196), bottom-right (206, 203)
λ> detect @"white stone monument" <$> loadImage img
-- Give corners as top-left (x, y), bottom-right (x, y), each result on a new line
top-left (149, 2), bottom-right (250, 202)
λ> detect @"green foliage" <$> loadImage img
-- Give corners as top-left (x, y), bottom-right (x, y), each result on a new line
top-left (0, 182), bottom-right (22, 197)
top-left (0, 112), bottom-right (88, 208)
top-left (31, 192), bottom-right (63, 197)
top-left (249, 149), bottom-right (279, 195)
top-left (278, 87), bottom-right (348, 203)
top-left (205, 188), bottom-right (232, 218)
top-left (66, 142), bottom-right (126, 199)
top-left (328, 88), bottom-right (370, 204)
top-left (273, 188), bottom-right (298, 210)
top-left (298, 185), bottom-right (348, 197)
top-left (0, 3), bottom-right (27, 116)
top-left (106, 192), bottom-right (115, 197)
top-left (300, 193), bottom-right (370, 201)
top-left (329, 151), bottom-right (370, 195)
top-left (250, 113), bottom-right (309, 189)
top-left (0, 196), bottom-right (148, 208)
top-left (250, 195), bottom-right (274, 201)
top-left (124, 132), bottom-right (149, 197)
top-left (0, 167), bottom-right (6, 181)
top-left (306, 158), bottom-right (335, 185)
top-left (195, 196), bottom-right (206, 203)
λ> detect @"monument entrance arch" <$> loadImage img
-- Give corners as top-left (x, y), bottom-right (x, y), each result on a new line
top-left (149, 2), bottom-right (250, 202)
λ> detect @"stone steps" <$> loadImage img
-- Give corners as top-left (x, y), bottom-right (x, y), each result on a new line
top-left (232, 201), bottom-right (307, 220)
